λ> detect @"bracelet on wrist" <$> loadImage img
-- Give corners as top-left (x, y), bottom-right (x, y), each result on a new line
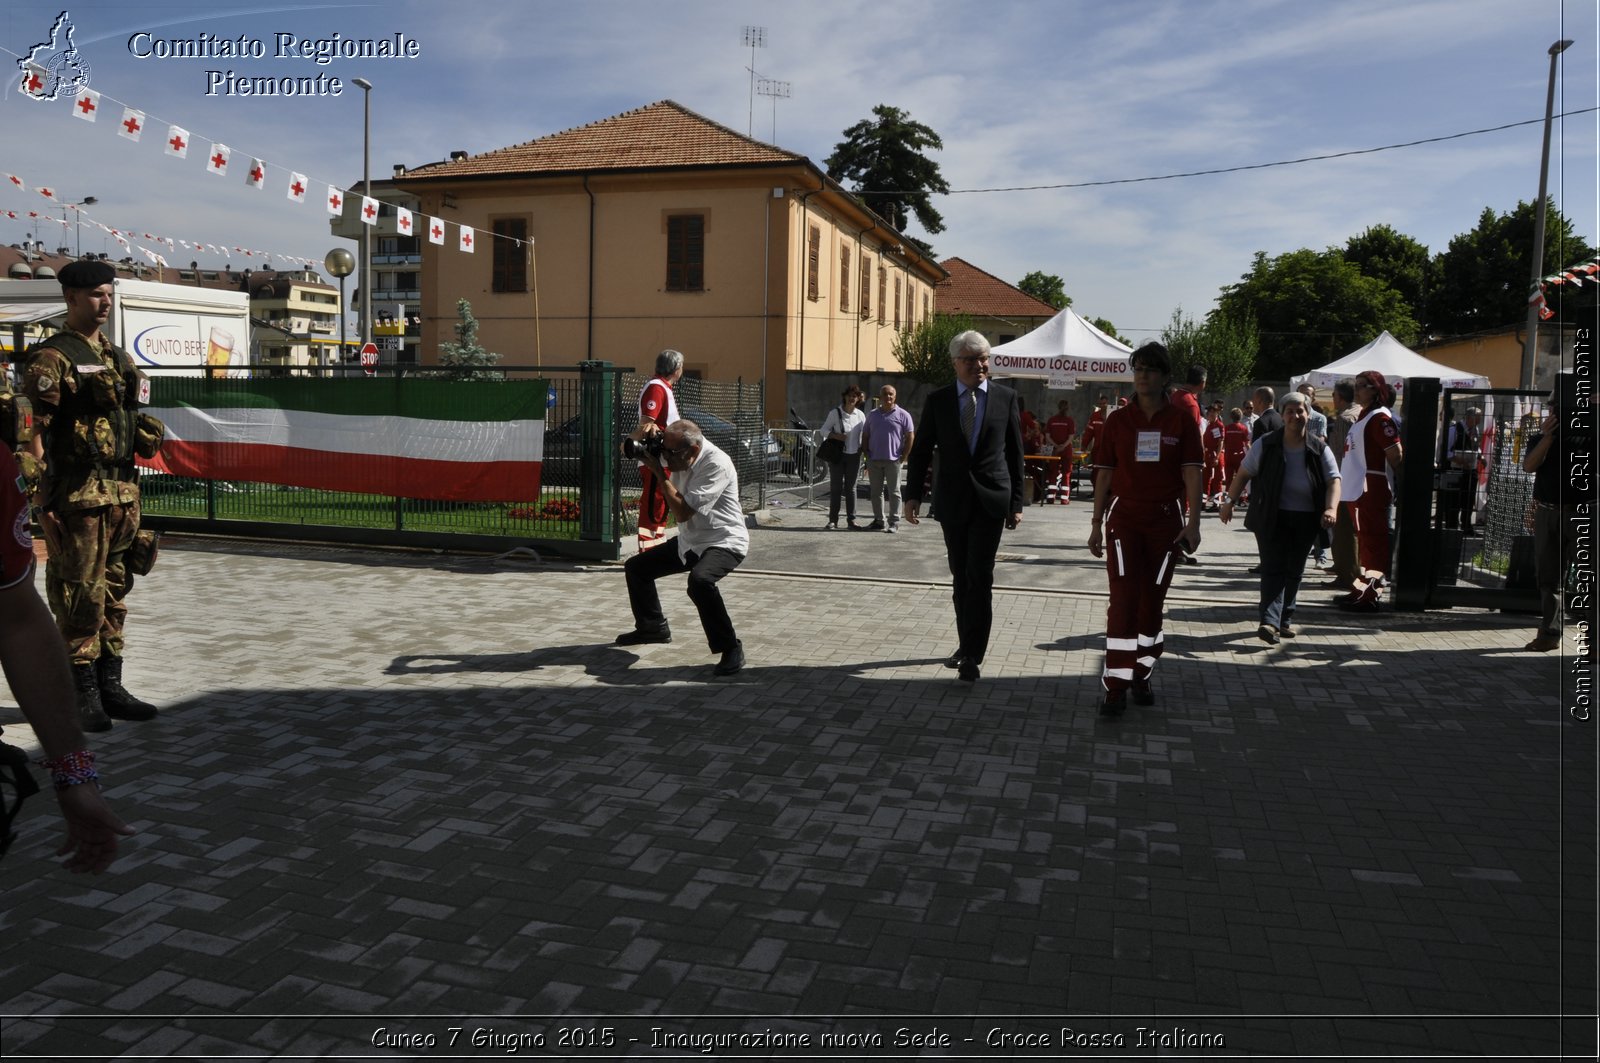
top-left (37, 749), bottom-right (98, 790)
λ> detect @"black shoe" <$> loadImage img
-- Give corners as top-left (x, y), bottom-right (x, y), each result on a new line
top-left (1279, 622), bottom-right (1297, 639)
top-left (943, 650), bottom-right (963, 669)
top-left (616, 627), bottom-right (672, 646)
top-left (1248, 565), bottom-right (1263, 575)
top-left (1181, 554), bottom-right (1199, 566)
top-left (96, 657), bottom-right (158, 721)
top-left (714, 641), bottom-right (745, 676)
top-left (1132, 681), bottom-right (1155, 706)
top-left (72, 663), bottom-right (112, 733)
top-left (957, 658), bottom-right (980, 682)
top-left (866, 520), bottom-right (885, 531)
top-left (1100, 690), bottom-right (1127, 717)
top-left (1257, 623), bottom-right (1280, 645)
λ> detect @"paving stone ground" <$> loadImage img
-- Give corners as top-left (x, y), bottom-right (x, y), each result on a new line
top-left (0, 499), bottom-right (1592, 1059)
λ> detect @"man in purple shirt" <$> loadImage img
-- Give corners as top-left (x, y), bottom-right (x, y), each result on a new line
top-left (860, 385), bottom-right (916, 533)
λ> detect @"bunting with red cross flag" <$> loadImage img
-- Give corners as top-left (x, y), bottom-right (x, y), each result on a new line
top-left (459, 226), bottom-right (474, 253)
top-left (36, 186), bottom-right (55, 200)
top-left (4, 174), bottom-right (23, 193)
top-left (207, 143), bottom-right (231, 176)
top-left (118, 107), bottom-right (144, 142)
top-left (20, 64), bottom-right (46, 99)
top-left (396, 207), bottom-right (413, 237)
top-left (359, 196), bottom-right (378, 225)
top-left (246, 158), bottom-right (266, 189)
top-left (287, 173), bottom-right (307, 203)
top-left (165, 126), bottom-right (190, 158)
top-left (427, 216), bottom-right (445, 246)
top-left (72, 88), bottom-right (100, 122)
top-left (326, 186), bottom-right (344, 217)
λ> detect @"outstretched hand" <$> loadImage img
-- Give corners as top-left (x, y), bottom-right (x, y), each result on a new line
top-left (54, 785), bottom-right (134, 874)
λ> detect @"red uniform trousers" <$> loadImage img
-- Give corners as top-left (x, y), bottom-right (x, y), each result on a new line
top-left (1348, 476), bottom-right (1393, 578)
top-left (637, 465), bottom-right (671, 547)
top-left (1205, 454), bottom-right (1225, 498)
top-left (1102, 497), bottom-right (1184, 693)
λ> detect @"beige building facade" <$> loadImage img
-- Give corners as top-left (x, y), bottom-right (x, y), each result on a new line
top-left (394, 101), bottom-right (943, 421)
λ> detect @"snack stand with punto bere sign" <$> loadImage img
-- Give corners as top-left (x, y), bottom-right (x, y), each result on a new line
top-left (988, 308), bottom-right (1135, 501)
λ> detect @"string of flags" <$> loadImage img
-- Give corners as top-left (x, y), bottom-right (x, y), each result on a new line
top-left (12, 60), bottom-right (528, 267)
top-left (1528, 257), bottom-right (1600, 320)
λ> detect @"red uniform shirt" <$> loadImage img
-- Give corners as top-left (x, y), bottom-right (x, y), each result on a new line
top-left (1204, 416), bottom-right (1226, 458)
top-left (1223, 422), bottom-right (1250, 466)
top-left (1046, 414), bottom-right (1076, 447)
top-left (1170, 387), bottom-right (1203, 431)
top-left (1095, 401), bottom-right (1204, 503)
top-left (1362, 410), bottom-right (1400, 467)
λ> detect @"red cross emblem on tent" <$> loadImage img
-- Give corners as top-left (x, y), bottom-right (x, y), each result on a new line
top-left (76, 96), bottom-right (96, 116)
top-left (123, 115), bottom-right (141, 134)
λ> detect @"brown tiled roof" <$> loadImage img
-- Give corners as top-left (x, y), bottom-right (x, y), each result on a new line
top-left (935, 256), bottom-right (1059, 318)
top-left (399, 100), bottom-right (805, 181)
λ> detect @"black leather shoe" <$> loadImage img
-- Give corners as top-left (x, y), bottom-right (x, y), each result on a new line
top-left (957, 658), bottom-right (980, 682)
top-left (714, 641), bottom-right (745, 676)
top-left (616, 627), bottom-right (672, 646)
top-left (1132, 681), bottom-right (1155, 706)
top-left (943, 650), bottom-right (963, 669)
top-left (1100, 690), bottom-right (1127, 716)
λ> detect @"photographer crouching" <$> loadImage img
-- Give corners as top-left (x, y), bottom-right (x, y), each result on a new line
top-left (616, 419), bottom-right (748, 676)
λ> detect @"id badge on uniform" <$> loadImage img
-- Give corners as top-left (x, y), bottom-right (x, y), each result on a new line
top-left (137, 376), bottom-right (151, 405)
top-left (1136, 430), bottom-right (1162, 462)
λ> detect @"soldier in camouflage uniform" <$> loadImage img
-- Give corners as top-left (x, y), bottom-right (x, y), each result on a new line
top-left (20, 260), bottom-right (164, 733)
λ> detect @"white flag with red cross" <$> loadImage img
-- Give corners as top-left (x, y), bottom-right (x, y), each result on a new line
top-left (246, 159), bottom-right (266, 189)
top-left (359, 196), bottom-right (378, 226)
top-left (165, 126), bottom-right (190, 158)
top-left (72, 88), bottom-right (100, 122)
top-left (326, 186), bottom-right (344, 217)
top-left (20, 64), bottom-right (47, 99)
top-left (427, 217), bottom-right (445, 245)
top-left (4, 174), bottom-right (23, 193)
top-left (36, 186), bottom-right (56, 200)
top-left (396, 208), bottom-right (414, 237)
top-left (118, 108), bottom-right (145, 142)
top-left (459, 226), bottom-right (474, 253)
top-left (207, 143), bottom-right (231, 176)
top-left (287, 173), bottom-right (308, 203)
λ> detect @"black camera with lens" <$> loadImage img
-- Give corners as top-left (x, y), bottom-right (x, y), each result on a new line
top-left (622, 434), bottom-right (666, 461)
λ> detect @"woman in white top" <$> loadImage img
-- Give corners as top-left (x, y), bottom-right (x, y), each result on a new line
top-left (820, 385), bottom-right (867, 529)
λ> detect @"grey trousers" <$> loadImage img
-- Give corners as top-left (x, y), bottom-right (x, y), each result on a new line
top-left (866, 459), bottom-right (904, 524)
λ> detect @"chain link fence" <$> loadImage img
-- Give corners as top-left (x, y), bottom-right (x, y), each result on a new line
top-left (1434, 388), bottom-right (1545, 596)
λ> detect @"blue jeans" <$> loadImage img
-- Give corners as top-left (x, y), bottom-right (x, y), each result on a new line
top-left (1258, 510), bottom-right (1322, 629)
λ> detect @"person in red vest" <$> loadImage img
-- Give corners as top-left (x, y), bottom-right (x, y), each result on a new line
top-left (636, 349), bottom-right (683, 549)
top-left (1222, 407), bottom-right (1251, 506)
top-left (1170, 364), bottom-right (1206, 431)
top-left (1337, 370), bottom-right (1404, 611)
top-left (1203, 401), bottom-right (1227, 509)
top-left (1080, 393), bottom-right (1110, 466)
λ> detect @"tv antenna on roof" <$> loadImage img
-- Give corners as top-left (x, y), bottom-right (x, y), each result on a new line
top-left (740, 25), bottom-right (766, 137)
top-left (756, 78), bottom-right (791, 143)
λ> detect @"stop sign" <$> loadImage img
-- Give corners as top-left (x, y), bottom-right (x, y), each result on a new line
top-left (359, 342), bottom-right (380, 375)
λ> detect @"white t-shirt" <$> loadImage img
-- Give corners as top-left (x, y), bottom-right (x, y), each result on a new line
top-left (819, 405), bottom-right (867, 455)
top-left (675, 439), bottom-right (750, 559)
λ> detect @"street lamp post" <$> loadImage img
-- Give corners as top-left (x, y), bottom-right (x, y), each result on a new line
top-left (1520, 38), bottom-right (1574, 389)
top-left (324, 248), bottom-right (356, 376)
top-left (353, 77), bottom-right (373, 350)
top-left (72, 196), bottom-right (96, 257)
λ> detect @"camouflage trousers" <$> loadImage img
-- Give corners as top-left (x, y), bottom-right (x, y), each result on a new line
top-left (45, 499), bottom-right (140, 665)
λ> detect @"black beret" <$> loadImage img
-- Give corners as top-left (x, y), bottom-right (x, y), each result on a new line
top-left (58, 259), bottom-right (116, 290)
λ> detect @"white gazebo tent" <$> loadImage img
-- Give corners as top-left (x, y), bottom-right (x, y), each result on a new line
top-left (1289, 331), bottom-right (1490, 393)
top-left (988, 307), bottom-right (1133, 388)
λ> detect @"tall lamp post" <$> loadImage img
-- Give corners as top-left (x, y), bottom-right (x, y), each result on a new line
top-left (1520, 38), bottom-right (1574, 388)
top-left (323, 248), bottom-right (355, 376)
top-left (353, 77), bottom-right (374, 350)
top-left (71, 196), bottom-right (96, 257)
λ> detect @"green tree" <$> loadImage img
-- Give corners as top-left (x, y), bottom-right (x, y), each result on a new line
top-left (1213, 248), bottom-right (1416, 381)
top-left (1089, 317), bottom-right (1128, 346)
top-left (1160, 307), bottom-right (1257, 392)
top-left (892, 313), bottom-right (974, 386)
top-left (436, 298), bottom-right (503, 380)
top-left (1344, 224), bottom-right (1436, 329)
top-left (1431, 198), bottom-right (1596, 335)
top-left (1017, 271), bottom-right (1071, 310)
top-left (825, 105), bottom-right (950, 240)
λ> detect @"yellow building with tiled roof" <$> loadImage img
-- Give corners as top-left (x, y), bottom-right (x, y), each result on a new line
top-left (396, 100), bottom-right (945, 420)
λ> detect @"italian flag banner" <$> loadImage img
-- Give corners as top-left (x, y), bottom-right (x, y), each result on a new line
top-left (139, 378), bottom-right (547, 503)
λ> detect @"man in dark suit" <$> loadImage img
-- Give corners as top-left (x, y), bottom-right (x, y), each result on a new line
top-left (904, 330), bottom-right (1025, 683)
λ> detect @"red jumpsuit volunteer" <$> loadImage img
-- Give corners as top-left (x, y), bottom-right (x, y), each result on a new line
top-left (1338, 370), bottom-right (1403, 611)
top-left (636, 349), bottom-right (683, 549)
top-left (1080, 394), bottom-right (1110, 465)
top-left (1203, 403), bottom-right (1227, 508)
top-left (1222, 409), bottom-right (1251, 504)
top-left (1088, 342), bottom-right (1203, 715)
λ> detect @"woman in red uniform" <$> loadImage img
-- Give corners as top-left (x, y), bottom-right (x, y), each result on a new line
top-left (1203, 401), bottom-right (1227, 508)
top-left (1088, 342), bottom-right (1204, 715)
top-left (1338, 370), bottom-right (1403, 611)
top-left (1222, 408), bottom-right (1251, 506)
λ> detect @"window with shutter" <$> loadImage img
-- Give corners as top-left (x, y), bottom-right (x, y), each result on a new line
top-left (666, 214), bottom-right (705, 291)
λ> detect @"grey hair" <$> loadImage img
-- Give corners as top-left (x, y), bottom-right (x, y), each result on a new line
top-left (670, 418), bottom-right (704, 448)
top-left (1333, 377), bottom-right (1357, 402)
top-left (655, 349), bottom-right (684, 376)
top-left (948, 330), bottom-right (990, 360)
top-left (1279, 391), bottom-right (1309, 413)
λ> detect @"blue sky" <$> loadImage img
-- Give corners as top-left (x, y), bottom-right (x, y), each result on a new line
top-left (1, 0), bottom-right (1595, 343)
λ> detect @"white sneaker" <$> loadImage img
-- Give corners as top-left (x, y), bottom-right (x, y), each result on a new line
top-left (885, 524), bottom-right (899, 534)
top-left (824, 521), bottom-right (838, 531)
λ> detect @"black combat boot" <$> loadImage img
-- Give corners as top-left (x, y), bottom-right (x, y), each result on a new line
top-left (95, 657), bottom-right (158, 721)
top-left (73, 663), bottom-right (112, 733)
